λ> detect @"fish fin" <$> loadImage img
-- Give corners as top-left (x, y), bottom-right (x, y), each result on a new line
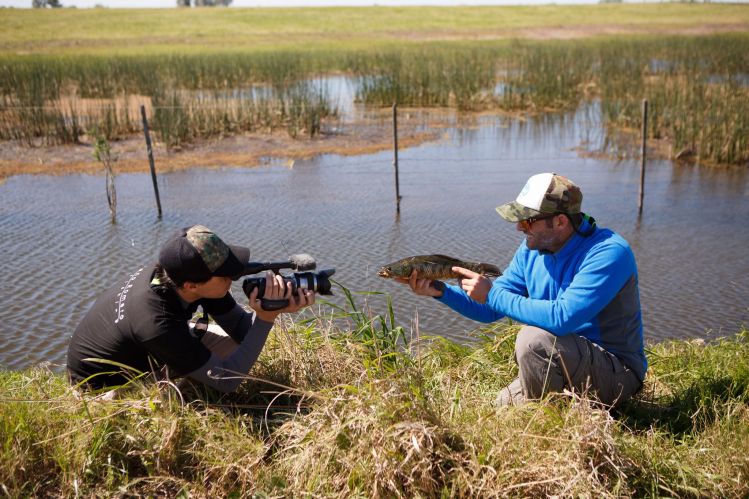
top-left (429, 254), bottom-right (464, 265)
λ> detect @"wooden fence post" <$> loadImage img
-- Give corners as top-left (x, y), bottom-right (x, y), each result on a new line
top-left (393, 103), bottom-right (401, 214)
top-left (140, 105), bottom-right (163, 219)
top-left (638, 99), bottom-right (648, 215)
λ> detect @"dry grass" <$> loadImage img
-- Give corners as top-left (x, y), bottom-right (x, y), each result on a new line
top-left (2, 304), bottom-right (748, 497)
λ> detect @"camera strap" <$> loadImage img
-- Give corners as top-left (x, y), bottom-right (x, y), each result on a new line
top-left (191, 311), bottom-right (210, 340)
top-left (261, 298), bottom-right (290, 311)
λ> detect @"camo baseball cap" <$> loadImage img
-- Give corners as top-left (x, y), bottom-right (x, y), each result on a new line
top-left (158, 225), bottom-right (250, 284)
top-left (496, 173), bottom-right (582, 223)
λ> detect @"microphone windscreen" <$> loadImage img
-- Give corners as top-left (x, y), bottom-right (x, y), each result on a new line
top-left (290, 253), bottom-right (316, 270)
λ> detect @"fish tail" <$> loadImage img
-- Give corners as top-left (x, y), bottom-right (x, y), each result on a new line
top-left (477, 263), bottom-right (501, 277)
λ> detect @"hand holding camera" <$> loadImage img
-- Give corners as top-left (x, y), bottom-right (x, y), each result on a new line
top-left (247, 271), bottom-right (316, 322)
top-left (238, 253), bottom-right (335, 317)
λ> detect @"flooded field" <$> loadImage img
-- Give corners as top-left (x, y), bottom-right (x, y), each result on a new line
top-left (1, 106), bottom-right (748, 371)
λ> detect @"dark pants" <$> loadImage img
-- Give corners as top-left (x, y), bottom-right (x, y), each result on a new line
top-left (497, 326), bottom-right (642, 407)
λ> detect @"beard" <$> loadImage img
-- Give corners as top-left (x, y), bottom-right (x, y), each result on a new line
top-left (524, 228), bottom-right (560, 252)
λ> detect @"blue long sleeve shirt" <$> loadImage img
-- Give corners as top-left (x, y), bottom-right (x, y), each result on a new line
top-left (437, 219), bottom-right (647, 381)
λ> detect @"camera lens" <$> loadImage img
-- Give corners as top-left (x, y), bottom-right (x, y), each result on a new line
top-left (242, 269), bottom-right (335, 300)
top-left (292, 269), bottom-right (335, 295)
top-left (312, 269), bottom-right (335, 295)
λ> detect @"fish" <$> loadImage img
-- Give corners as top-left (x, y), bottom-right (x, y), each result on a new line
top-left (377, 254), bottom-right (502, 280)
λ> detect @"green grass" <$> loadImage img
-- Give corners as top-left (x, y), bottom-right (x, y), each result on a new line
top-left (1, 290), bottom-right (748, 496)
top-left (2, 4), bottom-right (748, 55)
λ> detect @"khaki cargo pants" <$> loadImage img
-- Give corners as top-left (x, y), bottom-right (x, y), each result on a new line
top-left (496, 326), bottom-right (642, 408)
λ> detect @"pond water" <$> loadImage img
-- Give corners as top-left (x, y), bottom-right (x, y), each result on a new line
top-left (1, 105), bottom-right (748, 371)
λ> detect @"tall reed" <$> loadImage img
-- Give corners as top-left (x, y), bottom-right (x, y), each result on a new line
top-left (594, 35), bottom-right (749, 165)
top-left (0, 53), bottom-right (337, 149)
top-left (354, 47), bottom-right (499, 110)
top-left (1, 34), bottom-right (747, 164)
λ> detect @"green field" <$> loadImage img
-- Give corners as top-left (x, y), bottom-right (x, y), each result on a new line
top-left (2, 4), bottom-right (748, 55)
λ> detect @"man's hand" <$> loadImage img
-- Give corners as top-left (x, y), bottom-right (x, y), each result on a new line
top-left (249, 271), bottom-right (316, 322)
top-left (394, 270), bottom-right (444, 298)
top-left (282, 287), bottom-right (316, 313)
top-left (452, 266), bottom-right (492, 303)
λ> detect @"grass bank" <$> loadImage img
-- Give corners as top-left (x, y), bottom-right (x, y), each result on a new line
top-left (1, 293), bottom-right (747, 496)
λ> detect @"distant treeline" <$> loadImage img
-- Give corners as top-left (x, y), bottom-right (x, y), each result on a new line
top-left (1, 34), bottom-right (747, 165)
top-left (176, 0), bottom-right (233, 6)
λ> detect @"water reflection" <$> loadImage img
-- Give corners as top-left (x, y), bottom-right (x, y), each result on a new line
top-left (1, 107), bottom-right (747, 371)
top-left (195, 75), bottom-right (359, 121)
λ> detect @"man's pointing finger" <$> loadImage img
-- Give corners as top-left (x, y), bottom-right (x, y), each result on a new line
top-left (452, 266), bottom-right (480, 279)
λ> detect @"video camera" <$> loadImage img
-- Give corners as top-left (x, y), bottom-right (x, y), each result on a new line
top-left (239, 253), bottom-right (335, 311)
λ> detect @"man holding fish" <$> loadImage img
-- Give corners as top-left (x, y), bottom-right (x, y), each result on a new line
top-left (382, 173), bottom-right (646, 407)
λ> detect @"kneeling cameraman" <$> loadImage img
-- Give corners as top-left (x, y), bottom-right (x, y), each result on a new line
top-left (67, 225), bottom-right (314, 394)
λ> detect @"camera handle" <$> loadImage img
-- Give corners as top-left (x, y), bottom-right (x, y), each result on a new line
top-left (260, 298), bottom-right (290, 311)
top-left (261, 270), bottom-right (289, 310)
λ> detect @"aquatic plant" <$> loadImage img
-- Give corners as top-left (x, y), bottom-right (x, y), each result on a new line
top-left (92, 130), bottom-right (117, 224)
top-left (1, 34), bottom-right (747, 165)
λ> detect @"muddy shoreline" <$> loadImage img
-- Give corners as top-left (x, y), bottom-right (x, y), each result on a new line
top-left (0, 107), bottom-right (709, 181)
top-left (0, 109), bottom-right (451, 180)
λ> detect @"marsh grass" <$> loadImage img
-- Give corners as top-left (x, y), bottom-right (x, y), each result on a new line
top-left (596, 35), bottom-right (749, 165)
top-left (0, 53), bottom-right (337, 150)
top-left (2, 33), bottom-right (748, 164)
top-left (2, 284), bottom-right (747, 497)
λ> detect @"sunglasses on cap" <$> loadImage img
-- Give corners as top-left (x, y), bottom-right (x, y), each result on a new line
top-left (518, 213), bottom-right (559, 232)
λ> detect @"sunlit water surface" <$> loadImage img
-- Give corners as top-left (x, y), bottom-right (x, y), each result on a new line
top-left (1, 107), bottom-right (748, 370)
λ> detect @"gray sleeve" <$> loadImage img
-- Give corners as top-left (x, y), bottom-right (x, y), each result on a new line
top-left (209, 303), bottom-right (255, 343)
top-left (185, 313), bottom-right (274, 393)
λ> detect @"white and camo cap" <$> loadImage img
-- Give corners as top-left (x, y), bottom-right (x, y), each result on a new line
top-left (496, 173), bottom-right (583, 223)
